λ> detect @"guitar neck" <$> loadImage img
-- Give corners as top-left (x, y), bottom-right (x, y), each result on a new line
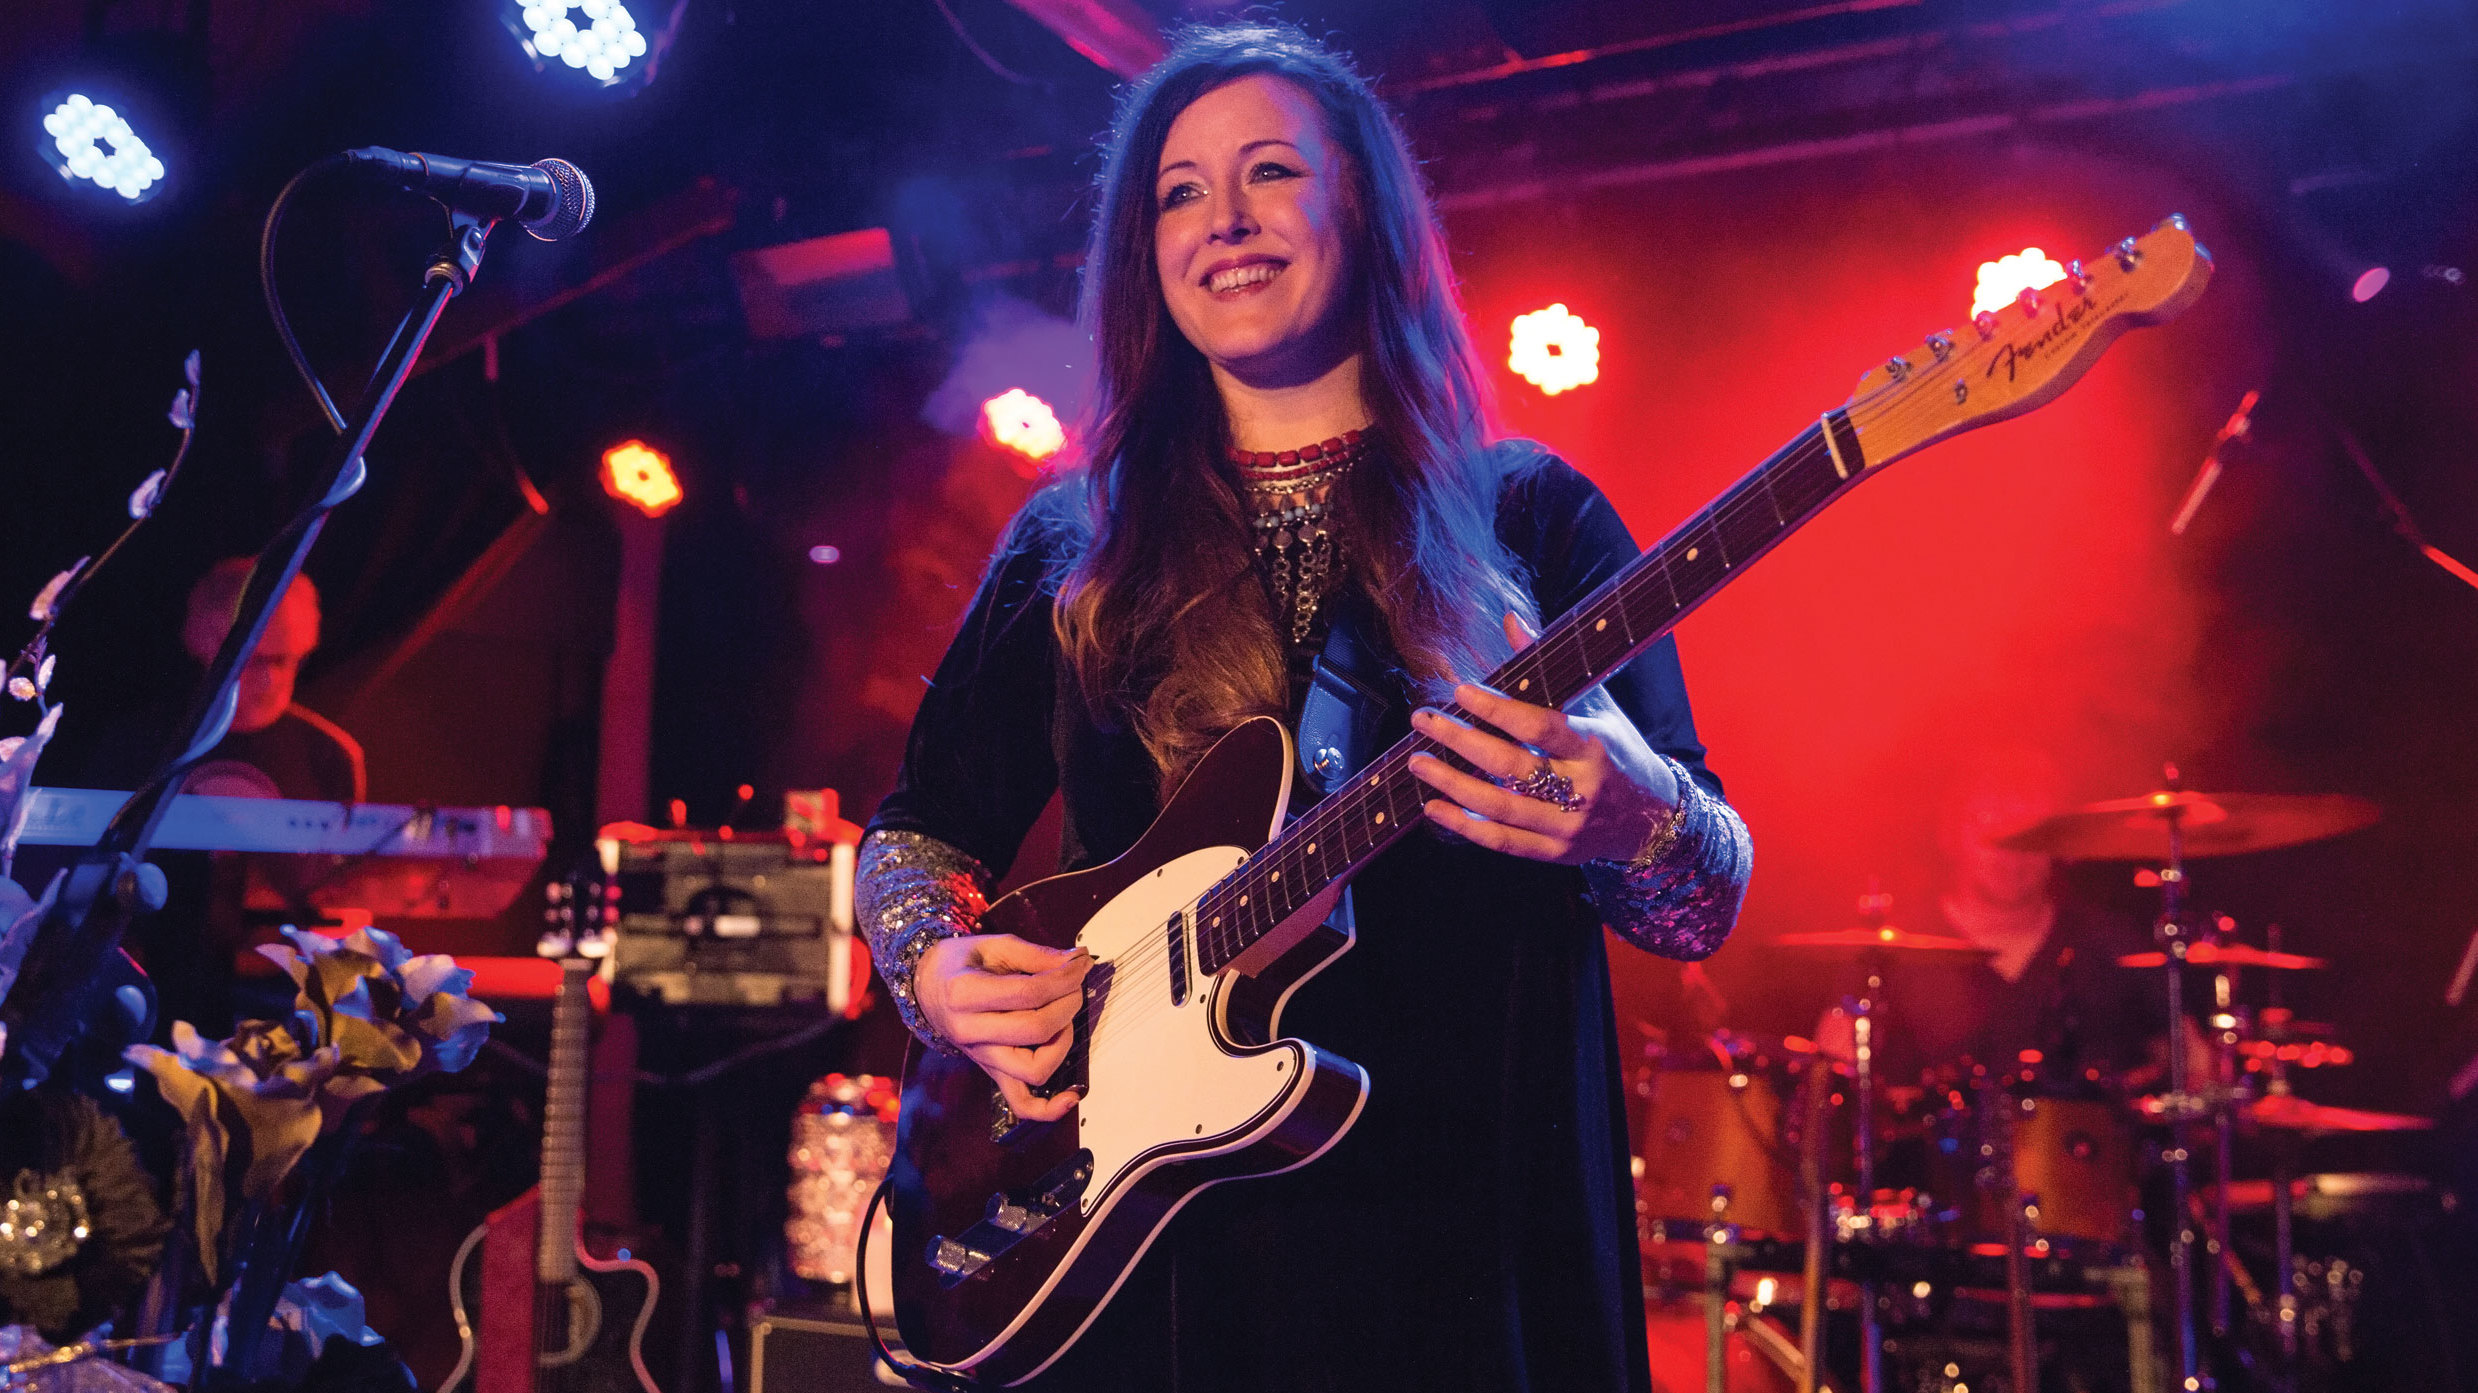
top-left (1194, 412), bottom-right (1868, 976)
top-left (536, 958), bottom-right (594, 1285)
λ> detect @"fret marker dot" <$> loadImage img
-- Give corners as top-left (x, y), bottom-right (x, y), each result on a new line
top-left (1271, 871), bottom-right (1280, 881)
top-left (1686, 547), bottom-right (1699, 561)
top-left (1375, 812), bottom-right (1386, 824)
top-left (1518, 678), bottom-right (1530, 691)
top-left (1595, 619), bottom-right (1607, 632)
top-left (1212, 916), bottom-right (1221, 927)
top-left (1307, 843), bottom-right (1317, 854)
top-left (1239, 895), bottom-right (1248, 906)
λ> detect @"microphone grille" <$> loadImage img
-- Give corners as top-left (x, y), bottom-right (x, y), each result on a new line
top-left (527, 159), bottom-right (596, 242)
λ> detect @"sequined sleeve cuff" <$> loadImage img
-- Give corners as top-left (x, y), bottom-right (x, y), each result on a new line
top-left (1582, 755), bottom-right (1752, 961)
top-left (859, 829), bottom-right (994, 1056)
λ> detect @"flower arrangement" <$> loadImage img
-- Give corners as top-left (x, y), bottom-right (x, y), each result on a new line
top-left (125, 928), bottom-right (499, 1288)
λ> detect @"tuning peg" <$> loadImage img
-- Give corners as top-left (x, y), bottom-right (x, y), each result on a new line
top-left (2114, 237), bottom-right (2141, 272)
top-left (1883, 355), bottom-right (1912, 381)
top-left (2015, 285), bottom-right (2042, 316)
top-left (1926, 332), bottom-right (1954, 362)
top-left (1973, 310), bottom-right (2000, 339)
top-left (2066, 259), bottom-right (2089, 294)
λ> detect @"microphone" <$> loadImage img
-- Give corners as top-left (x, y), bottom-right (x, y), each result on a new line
top-left (344, 147), bottom-right (595, 241)
top-left (2169, 388), bottom-right (2260, 536)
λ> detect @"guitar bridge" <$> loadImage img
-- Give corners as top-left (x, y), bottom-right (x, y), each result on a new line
top-left (926, 1151), bottom-right (1093, 1287)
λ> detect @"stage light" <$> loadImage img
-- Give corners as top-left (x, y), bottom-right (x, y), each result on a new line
top-left (982, 389), bottom-right (1066, 463)
top-left (2349, 266), bottom-right (2390, 303)
top-left (39, 93), bottom-right (165, 202)
top-left (1507, 304), bottom-right (1600, 395)
top-left (1971, 248), bottom-right (2068, 317)
top-left (602, 440), bottom-right (682, 517)
top-left (512, 0), bottom-right (652, 85)
top-left (807, 544), bottom-right (842, 565)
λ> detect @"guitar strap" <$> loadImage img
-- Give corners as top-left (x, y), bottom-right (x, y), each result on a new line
top-left (1296, 592), bottom-right (1395, 799)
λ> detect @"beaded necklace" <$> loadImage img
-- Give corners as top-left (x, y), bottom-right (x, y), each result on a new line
top-left (1229, 430), bottom-right (1367, 649)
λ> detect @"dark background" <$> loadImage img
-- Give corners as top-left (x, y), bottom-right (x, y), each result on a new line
top-left (2, 0), bottom-right (2474, 1382)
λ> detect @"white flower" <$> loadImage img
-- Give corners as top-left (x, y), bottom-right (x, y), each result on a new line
top-left (28, 564), bottom-right (79, 622)
top-left (33, 654), bottom-right (54, 694)
top-left (129, 468), bottom-right (167, 518)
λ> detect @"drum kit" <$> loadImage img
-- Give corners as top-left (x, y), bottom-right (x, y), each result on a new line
top-left (1631, 774), bottom-right (2442, 1393)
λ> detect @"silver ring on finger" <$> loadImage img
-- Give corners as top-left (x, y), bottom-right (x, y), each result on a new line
top-left (1504, 761), bottom-right (1585, 813)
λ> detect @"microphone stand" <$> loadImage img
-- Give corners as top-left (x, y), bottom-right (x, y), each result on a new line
top-left (0, 209), bottom-right (496, 1083)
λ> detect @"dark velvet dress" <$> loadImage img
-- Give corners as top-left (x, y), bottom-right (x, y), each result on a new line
top-left (870, 450), bottom-right (1731, 1393)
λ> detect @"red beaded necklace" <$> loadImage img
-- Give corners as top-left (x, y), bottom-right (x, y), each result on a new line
top-left (1225, 429), bottom-right (1369, 485)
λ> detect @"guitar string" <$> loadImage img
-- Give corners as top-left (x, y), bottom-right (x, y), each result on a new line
top-left (1090, 358), bottom-right (1959, 1034)
top-left (1083, 323), bottom-right (2025, 1045)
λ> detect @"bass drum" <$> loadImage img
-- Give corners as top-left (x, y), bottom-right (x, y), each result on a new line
top-left (1921, 1077), bottom-right (2138, 1251)
top-left (1632, 1043), bottom-right (1846, 1241)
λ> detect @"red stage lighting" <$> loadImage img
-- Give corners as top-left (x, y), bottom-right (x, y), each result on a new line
top-left (1508, 304), bottom-right (1600, 395)
top-left (602, 440), bottom-right (682, 517)
top-left (2350, 266), bottom-right (2391, 302)
top-left (1971, 248), bottom-right (2069, 317)
top-left (982, 388), bottom-right (1066, 464)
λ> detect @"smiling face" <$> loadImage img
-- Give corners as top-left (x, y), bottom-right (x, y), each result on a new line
top-left (1152, 73), bottom-right (1357, 389)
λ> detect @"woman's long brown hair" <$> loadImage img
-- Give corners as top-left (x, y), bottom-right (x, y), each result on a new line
top-left (1047, 19), bottom-right (1534, 794)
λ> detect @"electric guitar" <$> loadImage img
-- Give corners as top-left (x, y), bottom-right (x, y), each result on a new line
top-left (884, 217), bottom-right (2214, 1384)
top-left (443, 868), bottom-right (660, 1393)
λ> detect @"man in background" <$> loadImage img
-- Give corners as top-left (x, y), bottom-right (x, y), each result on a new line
top-left (173, 558), bottom-right (363, 804)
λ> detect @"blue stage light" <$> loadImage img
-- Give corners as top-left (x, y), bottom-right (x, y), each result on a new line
top-left (513, 0), bottom-right (653, 85)
top-left (39, 93), bottom-right (165, 201)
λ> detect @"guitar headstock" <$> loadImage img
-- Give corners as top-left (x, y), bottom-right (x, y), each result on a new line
top-left (539, 861), bottom-right (617, 963)
top-left (1844, 216), bottom-right (2213, 469)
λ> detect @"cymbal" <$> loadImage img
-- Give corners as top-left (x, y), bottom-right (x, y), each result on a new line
top-left (2133, 1092), bottom-right (2432, 1133)
top-left (2241, 1094), bottom-right (2433, 1134)
top-left (1776, 925), bottom-right (1991, 955)
top-left (2116, 942), bottom-right (2329, 971)
top-left (1993, 790), bottom-right (2380, 861)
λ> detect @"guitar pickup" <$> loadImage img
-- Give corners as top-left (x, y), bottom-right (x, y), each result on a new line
top-left (1028, 961), bottom-right (1110, 1101)
top-left (927, 1151), bottom-right (1093, 1288)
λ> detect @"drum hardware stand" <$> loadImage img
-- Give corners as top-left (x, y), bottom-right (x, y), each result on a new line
top-left (1850, 947), bottom-right (1895, 1393)
top-left (2259, 925), bottom-right (2301, 1393)
top-left (1799, 1054), bottom-right (1832, 1393)
top-left (1984, 1071), bottom-right (2039, 1393)
top-left (1705, 1184), bottom-right (1741, 1393)
top-left (2145, 765), bottom-right (2210, 1392)
top-left (2208, 955), bottom-right (2241, 1343)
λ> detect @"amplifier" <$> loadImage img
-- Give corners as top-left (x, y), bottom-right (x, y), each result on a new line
top-left (746, 1308), bottom-right (904, 1393)
top-left (599, 833), bottom-right (857, 1010)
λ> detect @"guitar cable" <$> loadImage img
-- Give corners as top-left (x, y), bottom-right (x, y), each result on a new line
top-left (856, 1177), bottom-right (978, 1392)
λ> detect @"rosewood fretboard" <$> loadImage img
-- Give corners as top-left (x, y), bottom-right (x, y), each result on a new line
top-left (1193, 411), bottom-right (1867, 976)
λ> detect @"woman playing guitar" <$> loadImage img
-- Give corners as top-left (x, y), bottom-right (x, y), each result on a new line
top-left (860, 19), bottom-right (1751, 1391)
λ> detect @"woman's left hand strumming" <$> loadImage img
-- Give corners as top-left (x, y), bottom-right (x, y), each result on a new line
top-left (1408, 613), bottom-right (1682, 865)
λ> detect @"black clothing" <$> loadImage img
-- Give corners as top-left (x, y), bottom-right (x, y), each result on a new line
top-left (871, 449), bottom-right (1726, 1393)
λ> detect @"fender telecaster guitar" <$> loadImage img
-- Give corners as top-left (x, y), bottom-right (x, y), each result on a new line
top-left (884, 217), bottom-right (2214, 1384)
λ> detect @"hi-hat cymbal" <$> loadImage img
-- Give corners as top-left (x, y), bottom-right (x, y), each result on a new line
top-left (2116, 942), bottom-right (2329, 971)
top-left (1776, 925), bottom-right (1991, 955)
top-left (1994, 790), bottom-right (2380, 861)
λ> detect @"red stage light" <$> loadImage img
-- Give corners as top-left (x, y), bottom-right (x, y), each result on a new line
top-left (982, 388), bottom-right (1066, 464)
top-left (602, 440), bottom-right (682, 517)
top-left (2350, 266), bottom-right (2391, 302)
top-left (1971, 248), bottom-right (2069, 317)
top-left (1508, 304), bottom-right (1600, 395)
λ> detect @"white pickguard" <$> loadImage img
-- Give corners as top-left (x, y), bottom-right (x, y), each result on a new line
top-left (1071, 845), bottom-right (1303, 1211)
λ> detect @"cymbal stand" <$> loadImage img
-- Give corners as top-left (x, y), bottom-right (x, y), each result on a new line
top-left (1853, 953), bottom-right (1885, 1393)
top-left (2264, 925), bottom-right (2300, 1393)
top-left (2151, 775), bottom-right (2207, 1391)
top-left (2209, 941), bottom-right (2240, 1342)
top-left (1799, 1053), bottom-right (1831, 1393)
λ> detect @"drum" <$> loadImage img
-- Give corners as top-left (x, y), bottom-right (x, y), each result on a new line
top-left (1923, 1079), bottom-right (2137, 1250)
top-left (1632, 1043), bottom-right (1846, 1240)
